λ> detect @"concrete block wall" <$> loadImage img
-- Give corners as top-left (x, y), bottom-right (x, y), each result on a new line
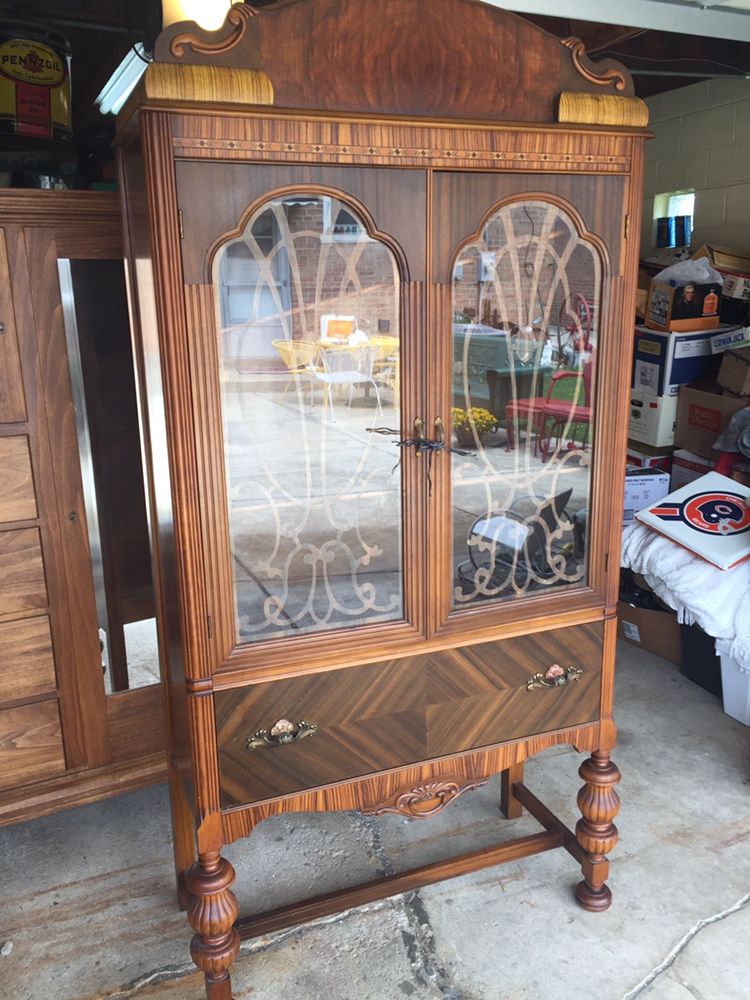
top-left (642, 78), bottom-right (750, 257)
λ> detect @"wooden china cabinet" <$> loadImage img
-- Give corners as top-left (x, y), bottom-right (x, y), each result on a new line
top-left (117, 1), bottom-right (649, 995)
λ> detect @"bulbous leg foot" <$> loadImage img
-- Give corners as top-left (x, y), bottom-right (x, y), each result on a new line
top-left (186, 852), bottom-right (240, 1000)
top-left (574, 750), bottom-right (621, 912)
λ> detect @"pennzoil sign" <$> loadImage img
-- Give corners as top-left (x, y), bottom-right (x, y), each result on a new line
top-left (0, 40), bottom-right (66, 87)
top-left (0, 35), bottom-right (70, 144)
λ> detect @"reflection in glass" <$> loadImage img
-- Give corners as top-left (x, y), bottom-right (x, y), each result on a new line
top-left (451, 200), bottom-right (600, 606)
top-left (215, 194), bottom-right (403, 642)
top-left (58, 259), bottom-right (158, 692)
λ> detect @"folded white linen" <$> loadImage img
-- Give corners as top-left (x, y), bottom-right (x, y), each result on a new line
top-left (621, 522), bottom-right (750, 666)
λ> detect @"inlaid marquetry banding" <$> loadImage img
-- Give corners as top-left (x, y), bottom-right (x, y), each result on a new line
top-left (171, 137), bottom-right (631, 172)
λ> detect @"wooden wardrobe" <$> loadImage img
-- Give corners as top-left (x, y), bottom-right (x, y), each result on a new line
top-left (117, 2), bottom-right (649, 996)
top-left (0, 191), bottom-right (165, 827)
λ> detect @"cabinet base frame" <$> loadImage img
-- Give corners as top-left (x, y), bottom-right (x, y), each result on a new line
top-left (229, 774), bottom-right (608, 943)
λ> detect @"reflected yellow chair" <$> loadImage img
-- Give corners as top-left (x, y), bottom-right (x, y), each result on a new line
top-left (368, 334), bottom-right (400, 400)
top-left (272, 339), bottom-right (320, 401)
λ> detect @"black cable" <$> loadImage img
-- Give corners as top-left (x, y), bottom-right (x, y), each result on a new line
top-left (604, 49), bottom-right (750, 75)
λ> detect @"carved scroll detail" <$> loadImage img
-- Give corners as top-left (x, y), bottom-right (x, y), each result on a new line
top-left (561, 37), bottom-right (628, 93)
top-left (365, 778), bottom-right (487, 819)
top-left (170, 4), bottom-right (255, 59)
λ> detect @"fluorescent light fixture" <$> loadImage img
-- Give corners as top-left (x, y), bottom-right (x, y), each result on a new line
top-left (96, 44), bottom-right (149, 116)
top-left (162, 0), bottom-right (243, 31)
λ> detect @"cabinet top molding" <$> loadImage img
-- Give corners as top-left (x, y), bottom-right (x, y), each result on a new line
top-left (151, 0), bottom-right (636, 123)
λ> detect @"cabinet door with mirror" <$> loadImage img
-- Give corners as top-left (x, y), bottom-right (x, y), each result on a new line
top-left (176, 163), bottom-right (430, 671)
top-left (430, 173), bottom-right (628, 636)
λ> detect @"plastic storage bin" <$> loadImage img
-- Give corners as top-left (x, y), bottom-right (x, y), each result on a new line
top-left (680, 623), bottom-right (723, 697)
top-left (719, 654), bottom-right (750, 726)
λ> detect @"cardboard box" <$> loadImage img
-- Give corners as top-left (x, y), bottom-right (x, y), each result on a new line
top-left (623, 468), bottom-right (671, 525)
top-left (675, 384), bottom-right (750, 458)
top-left (617, 602), bottom-right (682, 664)
top-left (718, 347), bottom-right (750, 396)
top-left (670, 448), bottom-right (714, 490)
top-left (629, 389), bottom-right (679, 447)
top-left (626, 443), bottom-right (672, 473)
top-left (710, 325), bottom-right (750, 354)
top-left (720, 274), bottom-right (750, 327)
top-left (632, 324), bottom-right (720, 396)
top-left (646, 280), bottom-right (721, 333)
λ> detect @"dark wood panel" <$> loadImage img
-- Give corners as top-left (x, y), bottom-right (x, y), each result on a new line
top-left (0, 752), bottom-right (166, 828)
top-left (176, 161), bottom-right (426, 284)
top-left (0, 435), bottom-right (36, 523)
top-left (156, 0), bottom-right (633, 120)
top-left (0, 699), bottom-right (65, 791)
top-left (20, 227), bottom-right (111, 768)
top-left (0, 616), bottom-right (56, 705)
top-left (106, 686), bottom-right (165, 763)
top-left (0, 229), bottom-right (27, 423)
top-left (216, 622), bottom-right (602, 806)
top-left (431, 172), bottom-right (625, 283)
top-left (0, 528), bottom-right (47, 616)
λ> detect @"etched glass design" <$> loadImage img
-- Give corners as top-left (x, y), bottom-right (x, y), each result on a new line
top-left (451, 200), bottom-right (600, 606)
top-left (215, 194), bottom-right (403, 642)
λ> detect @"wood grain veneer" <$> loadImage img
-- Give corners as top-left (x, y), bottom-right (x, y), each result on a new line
top-left (0, 616), bottom-right (56, 705)
top-left (0, 436), bottom-right (36, 523)
top-left (0, 699), bottom-right (65, 790)
top-left (216, 624), bottom-right (602, 806)
top-left (0, 528), bottom-right (47, 616)
top-left (0, 229), bottom-right (26, 423)
top-left (155, 0), bottom-right (634, 121)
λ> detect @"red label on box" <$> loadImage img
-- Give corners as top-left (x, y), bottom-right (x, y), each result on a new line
top-left (16, 81), bottom-right (51, 138)
top-left (688, 403), bottom-right (722, 433)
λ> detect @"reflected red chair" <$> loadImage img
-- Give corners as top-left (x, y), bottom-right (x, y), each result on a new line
top-left (505, 352), bottom-right (595, 462)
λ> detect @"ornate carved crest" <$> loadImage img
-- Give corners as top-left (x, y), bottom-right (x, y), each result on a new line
top-left (365, 778), bottom-right (487, 819)
top-left (561, 37), bottom-right (628, 93)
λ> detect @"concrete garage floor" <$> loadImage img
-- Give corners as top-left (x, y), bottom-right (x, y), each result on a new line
top-left (1, 641), bottom-right (749, 1000)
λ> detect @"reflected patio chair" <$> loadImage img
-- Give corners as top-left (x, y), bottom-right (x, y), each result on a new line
top-left (368, 334), bottom-right (400, 398)
top-left (271, 339), bottom-right (320, 402)
top-left (457, 488), bottom-right (576, 595)
top-left (505, 351), bottom-right (595, 461)
top-left (312, 346), bottom-right (383, 421)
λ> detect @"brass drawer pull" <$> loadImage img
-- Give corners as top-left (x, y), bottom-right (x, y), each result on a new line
top-left (246, 718), bottom-right (318, 750)
top-left (526, 664), bottom-right (583, 691)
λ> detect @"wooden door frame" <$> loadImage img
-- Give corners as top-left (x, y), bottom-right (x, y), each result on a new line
top-left (0, 192), bottom-right (166, 827)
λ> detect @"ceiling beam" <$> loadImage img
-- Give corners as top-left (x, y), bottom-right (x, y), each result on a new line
top-left (486, 0), bottom-right (750, 42)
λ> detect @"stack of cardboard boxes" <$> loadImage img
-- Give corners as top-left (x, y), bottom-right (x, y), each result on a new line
top-left (627, 252), bottom-right (750, 515)
top-left (619, 250), bottom-right (750, 669)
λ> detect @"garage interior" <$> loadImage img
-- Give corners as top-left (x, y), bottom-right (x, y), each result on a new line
top-left (0, 2), bottom-right (749, 999)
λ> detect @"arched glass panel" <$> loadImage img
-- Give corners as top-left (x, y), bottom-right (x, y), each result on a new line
top-left (214, 193), bottom-right (402, 642)
top-left (451, 199), bottom-right (601, 607)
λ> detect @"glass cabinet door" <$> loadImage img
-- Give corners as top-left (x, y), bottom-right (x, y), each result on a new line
top-left (213, 192), bottom-right (405, 644)
top-left (449, 199), bottom-right (602, 609)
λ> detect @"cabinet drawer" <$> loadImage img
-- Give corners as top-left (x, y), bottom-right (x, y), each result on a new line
top-left (0, 699), bottom-right (65, 791)
top-left (216, 622), bottom-right (603, 807)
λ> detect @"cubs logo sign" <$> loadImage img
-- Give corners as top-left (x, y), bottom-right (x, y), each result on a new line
top-left (650, 491), bottom-right (750, 536)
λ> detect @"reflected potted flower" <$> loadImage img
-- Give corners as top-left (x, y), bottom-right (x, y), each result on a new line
top-left (451, 407), bottom-right (497, 448)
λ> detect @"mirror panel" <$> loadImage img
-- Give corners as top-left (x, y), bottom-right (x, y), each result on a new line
top-left (450, 200), bottom-right (601, 607)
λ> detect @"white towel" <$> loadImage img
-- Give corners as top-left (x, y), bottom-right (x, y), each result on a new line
top-left (621, 522), bottom-right (750, 666)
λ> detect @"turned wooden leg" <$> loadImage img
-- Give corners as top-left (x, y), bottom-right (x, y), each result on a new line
top-left (500, 761), bottom-right (524, 819)
top-left (186, 852), bottom-right (240, 1000)
top-left (575, 750), bottom-right (621, 912)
